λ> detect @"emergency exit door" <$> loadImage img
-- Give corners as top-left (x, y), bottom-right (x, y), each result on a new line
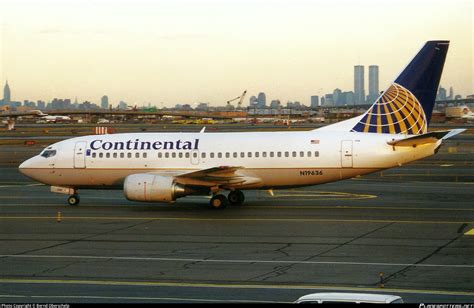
top-left (341, 140), bottom-right (353, 168)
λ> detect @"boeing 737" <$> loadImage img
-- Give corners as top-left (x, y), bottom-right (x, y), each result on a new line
top-left (19, 41), bottom-right (464, 209)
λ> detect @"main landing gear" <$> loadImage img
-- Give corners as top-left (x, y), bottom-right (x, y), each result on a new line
top-left (209, 190), bottom-right (245, 209)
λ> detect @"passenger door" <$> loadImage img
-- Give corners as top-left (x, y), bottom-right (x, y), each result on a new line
top-left (74, 141), bottom-right (87, 168)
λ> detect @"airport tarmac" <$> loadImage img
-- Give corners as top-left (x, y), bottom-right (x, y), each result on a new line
top-left (0, 125), bottom-right (473, 303)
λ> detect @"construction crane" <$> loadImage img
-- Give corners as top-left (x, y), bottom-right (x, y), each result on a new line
top-left (226, 90), bottom-right (247, 109)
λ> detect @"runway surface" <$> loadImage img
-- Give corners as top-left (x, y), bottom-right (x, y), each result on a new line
top-left (0, 126), bottom-right (473, 303)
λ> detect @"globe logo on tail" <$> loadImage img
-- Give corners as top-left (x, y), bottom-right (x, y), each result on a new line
top-left (351, 83), bottom-right (427, 135)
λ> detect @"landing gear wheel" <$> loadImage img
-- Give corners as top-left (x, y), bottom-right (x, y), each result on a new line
top-left (210, 194), bottom-right (228, 209)
top-left (67, 194), bottom-right (80, 206)
top-left (228, 190), bottom-right (245, 206)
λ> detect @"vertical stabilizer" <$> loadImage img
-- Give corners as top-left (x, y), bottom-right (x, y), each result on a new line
top-left (351, 41), bottom-right (449, 135)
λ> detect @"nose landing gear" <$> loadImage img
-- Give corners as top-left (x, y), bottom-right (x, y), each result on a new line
top-left (67, 194), bottom-right (80, 206)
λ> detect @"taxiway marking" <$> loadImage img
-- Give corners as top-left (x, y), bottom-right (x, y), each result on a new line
top-left (465, 229), bottom-right (474, 236)
top-left (1, 254), bottom-right (473, 269)
top-left (0, 294), bottom-right (280, 303)
top-left (0, 278), bottom-right (473, 297)
top-left (0, 216), bottom-right (471, 224)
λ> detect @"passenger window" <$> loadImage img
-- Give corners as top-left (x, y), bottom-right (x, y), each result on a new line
top-left (240, 152), bottom-right (244, 158)
top-left (255, 152), bottom-right (259, 158)
top-left (178, 152), bottom-right (183, 158)
top-left (135, 152), bottom-right (139, 158)
top-left (262, 152), bottom-right (267, 158)
top-left (172, 152), bottom-right (176, 158)
top-left (233, 152), bottom-right (237, 158)
top-left (185, 152), bottom-right (190, 158)
top-left (106, 153), bottom-right (110, 158)
top-left (113, 153), bottom-right (117, 158)
top-left (270, 152), bottom-right (274, 157)
top-left (92, 152), bottom-right (96, 158)
top-left (193, 152), bottom-right (197, 158)
top-left (226, 152), bottom-right (230, 158)
top-left (292, 151), bottom-right (297, 157)
top-left (127, 153), bottom-right (132, 158)
top-left (307, 151), bottom-right (311, 157)
top-left (210, 153), bottom-right (215, 158)
top-left (99, 153), bottom-right (103, 158)
top-left (315, 151), bottom-right (319, 157)
top-left (218, 153), bottom-right (222, 158)
top-left (285, 152), bottom-right (289, 157)
top-left (201, 152), bottom-right (206, 159)
top-left (165, 153), bottom-right (169, 158)
top-left (300, 151), bottom-right (304, 157)
top-left (158, 152), bottom-right (162, 158)
top-left (277, 152), bottom-right (282, 157)
top-left (143, 152), bottom-right (147, 158)
top-left (248, 152), bottom-right (252, 158)
top-left (120, 152), bottom-right (124, 158)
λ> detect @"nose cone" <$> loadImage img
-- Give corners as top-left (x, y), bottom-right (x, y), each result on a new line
top-left (19, 157), bottom-right (37, 178)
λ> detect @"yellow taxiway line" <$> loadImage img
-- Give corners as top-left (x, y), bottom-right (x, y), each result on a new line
top-left (0, 215), bottom-right (472, 224)
top-left (0, 278), bottom-right (472, 297)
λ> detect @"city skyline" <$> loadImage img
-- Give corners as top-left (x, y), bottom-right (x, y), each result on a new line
top-left (0, 0), bottom-right (472, 107)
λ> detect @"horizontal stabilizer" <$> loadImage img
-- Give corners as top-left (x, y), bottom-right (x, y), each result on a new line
top-left (387, 129), bottom-right (465, 147)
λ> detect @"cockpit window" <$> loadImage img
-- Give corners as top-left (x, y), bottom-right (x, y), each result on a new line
top-left (41, 150), bottom-right (57, 158)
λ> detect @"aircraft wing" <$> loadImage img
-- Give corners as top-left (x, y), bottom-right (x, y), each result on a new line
top-left (387, 129), bottom-right (465, 147)
top-left (150, 166), bottom-right (262, 187)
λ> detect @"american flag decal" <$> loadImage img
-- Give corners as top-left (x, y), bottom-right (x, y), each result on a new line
top-left (311, 139), bottom-right (320, 144)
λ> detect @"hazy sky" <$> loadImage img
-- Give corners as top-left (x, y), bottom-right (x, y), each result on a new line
top-left (0, 0), bottom-right (472, 107)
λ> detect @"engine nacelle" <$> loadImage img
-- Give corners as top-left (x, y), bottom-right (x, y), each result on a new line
top-left (124, 174), bottom-right (189, 202)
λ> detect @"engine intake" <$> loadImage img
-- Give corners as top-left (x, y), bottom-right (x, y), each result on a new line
top-left (124, 174), bottom-right (195, 202)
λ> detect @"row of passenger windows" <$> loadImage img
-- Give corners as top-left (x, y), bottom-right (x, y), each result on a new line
top-left (91, 151), bottom-right (320, 159)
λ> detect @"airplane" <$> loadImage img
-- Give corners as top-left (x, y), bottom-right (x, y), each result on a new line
top-left (31, 110), bottom-right (72, 123)
top-left (460, 106), bottom-right (474, 120)
top-left (0, 109), bottom-right (71, 122)
top-left (19, 40), bottom-right (464, 209)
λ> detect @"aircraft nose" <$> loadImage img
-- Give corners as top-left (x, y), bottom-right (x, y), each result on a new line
top-left (19, 158), bottom-right (36, 177)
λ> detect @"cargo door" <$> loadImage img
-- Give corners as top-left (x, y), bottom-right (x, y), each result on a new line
top-left (341, 140), bottom-right (353, 168)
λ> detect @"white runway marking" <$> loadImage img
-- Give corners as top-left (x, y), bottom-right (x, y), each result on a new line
top-left (1, 254), bottom-right (472, 268)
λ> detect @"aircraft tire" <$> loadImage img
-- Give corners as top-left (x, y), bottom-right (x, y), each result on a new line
top-left (67, 194), bottom-right (80, 206)
top-left (228, 190), bottom-right (245, 206)
top-left (210, 194), bottom-right (228, 209)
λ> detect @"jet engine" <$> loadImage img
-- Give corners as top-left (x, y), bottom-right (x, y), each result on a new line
top-left (124, 174), bottom-right (202, 202)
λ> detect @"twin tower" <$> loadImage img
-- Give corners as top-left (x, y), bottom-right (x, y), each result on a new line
top-left (354, 65), bottom-right (379, 105)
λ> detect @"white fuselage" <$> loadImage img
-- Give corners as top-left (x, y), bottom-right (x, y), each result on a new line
top-left (19, 130), bottom-right (440, 190)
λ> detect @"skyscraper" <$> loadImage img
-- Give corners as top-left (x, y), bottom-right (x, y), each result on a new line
top-left (257, 92), bottom-right (266, 108)
top-left (368, 65), bottom-right (379, 103)
top-left (3, 80), bottom-right (11, 105)
top-left (249, 95), bottom-right (258, 107)
top-left (354, 65), bottom-right (365, 105)
top-left (101, 95), bottom-right (109, 109)
top-left (310, 95), bottom-right (319, 109)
